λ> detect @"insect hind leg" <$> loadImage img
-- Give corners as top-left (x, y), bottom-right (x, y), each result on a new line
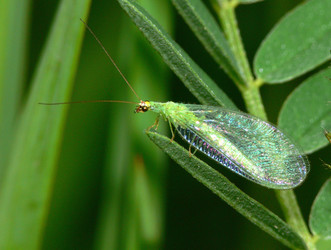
top-left (188, 136), bottom-right (198, 157)
top-left (169, 120), bottom-right (175, 142)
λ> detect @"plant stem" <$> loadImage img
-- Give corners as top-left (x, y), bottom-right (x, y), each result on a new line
top-left (216, 1), bottom-right (314, 249)
top-left (241, 84), bottom-right (267, 120)
top-left (218, 0), bottom-right (253, 85)
top-left (276, 190), bottom-right (316, 250)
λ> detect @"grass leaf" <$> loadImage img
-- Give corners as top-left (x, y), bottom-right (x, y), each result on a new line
top-left (146, 130), bottom-right (307, 250)
top-left (0, 0), bottom-right (30, 178)
top-left (95, 4), bottom-right (172, 247)
top-left (254, 0), bottom-right (331, 83)
top-left (0, 0), bottom-right (91, 248)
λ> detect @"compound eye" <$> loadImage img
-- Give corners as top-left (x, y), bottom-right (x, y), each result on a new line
top-left (142, 106), bottom-right (148, 112)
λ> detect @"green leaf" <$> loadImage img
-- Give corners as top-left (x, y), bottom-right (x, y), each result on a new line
top-left (146, 130), bottom-right (307, 250)
top-left (309, 178), bottom-right (331, 238)
top-left (315, 238), bottom-right (331, 250)
top-left (254, 0), bottom-right (331, 83)
top-left (117, 0), bottom-right (237, 109)
top-left (278, 68), bottom-right (331, 154)
top-left (95, 3), bottom-right (172, 247)
top-left (171, 0), bottom-right (244, 85)
top-left (0, 0), bottom-right (30, 179)
top-left (133, 158), bottom-right (161, 243)
top-left (0, 0), bottom-right (91, 248)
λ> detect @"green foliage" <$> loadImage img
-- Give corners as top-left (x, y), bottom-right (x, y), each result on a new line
top-left (171, 0), bottom-right (245, 85)
top-left (279, 68), bottom-right (331, 154)
top-left (309, 178), bottom-right (331, 239)
top-left (0, 0), bottom-right (30, 180)
top-left (117, 0), bottom-right (236, 109)
top-left (117, 0), bottom-right (331, 249)
top-left (0, 0), bottom-right (330, 249)
top-left (147, 130), bottom-right (306, 249)
top-left (254, 0), bottom-right (331, 83)
top-left (0, 0), bottom-right (91, 248)
top-left (94, 2), bottom-right (172, 248)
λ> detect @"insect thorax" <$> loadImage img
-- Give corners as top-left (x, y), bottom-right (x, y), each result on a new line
top-left (150, 101), bottom-right (190, 123)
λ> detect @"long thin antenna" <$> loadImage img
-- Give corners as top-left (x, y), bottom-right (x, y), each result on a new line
top-left (39, 100), bottom-right (138, 105)
top-left (80, 18), bottom-right (141, 101)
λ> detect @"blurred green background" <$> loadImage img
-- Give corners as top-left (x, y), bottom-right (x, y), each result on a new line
top-left (1, 0), bottom-right (330, 249)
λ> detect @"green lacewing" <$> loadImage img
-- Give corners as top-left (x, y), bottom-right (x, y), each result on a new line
top-left (41, 20), bottom-right (309, 189)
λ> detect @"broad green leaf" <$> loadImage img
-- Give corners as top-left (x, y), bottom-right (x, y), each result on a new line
top-left (171, 0), bottom-right (245, 85)
top-left (117, 0), bottom-right (237, 109)
top-left (278, 68), bottom-right (331, 154)
top-left (0, 0), bottom-right (30, 179)
top-left (309, 178), bottom-right (331, 238)
top-left (146, 130), bottom-right (307, 250)
top-left (315, 238), bottom-right (331, 250)
top-left (254, 0), bottom-right (331, 83)
top-left (0, 0), bottom-right (91, 248)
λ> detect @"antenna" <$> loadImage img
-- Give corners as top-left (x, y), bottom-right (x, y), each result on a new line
top-left (39, 100), bottom-right (138, 105)
top-left (80, 18), bottom-right (141, 101)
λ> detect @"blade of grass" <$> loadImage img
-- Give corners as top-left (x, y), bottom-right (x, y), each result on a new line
top-left (146, 130), bottom-right (307, 250)
top-left (95, 105), bottom-right (133, 250)
top-left (93, 17), bottom-right (136, 249)
top-left (117, 0), bottom-right (237, 109)
top-left (0, 0), bottom-right (91, 248)
top-left (95, 1), bottom-right (172, 246)
top-left (0, 0), bottom-right (30, 179)
top-left (133, 155), bottom-right (163, 246)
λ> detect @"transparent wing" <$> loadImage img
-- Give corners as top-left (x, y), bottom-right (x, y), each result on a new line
top-left (172, 104), bottom-right (309, 189)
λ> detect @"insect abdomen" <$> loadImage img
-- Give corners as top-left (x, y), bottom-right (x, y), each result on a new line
top-left (177, 125), bottom-right (255, 182)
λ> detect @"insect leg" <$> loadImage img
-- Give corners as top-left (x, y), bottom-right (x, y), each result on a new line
top-left (192, 147), bottom-right (198, 155)
top-left (189, 143), bottom-right (192, 157)
top-left (147, 115), bottom-right (160, 131)
top-left (188, 135), bottom-right (198, 157)
top-left (168, 120), bottom-right (175, 142)
top-left (324, 129), bottom-right (331, 143)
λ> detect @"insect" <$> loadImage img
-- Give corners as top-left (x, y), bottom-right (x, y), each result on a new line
top-left (41, 20), bottom-right (309, 189)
